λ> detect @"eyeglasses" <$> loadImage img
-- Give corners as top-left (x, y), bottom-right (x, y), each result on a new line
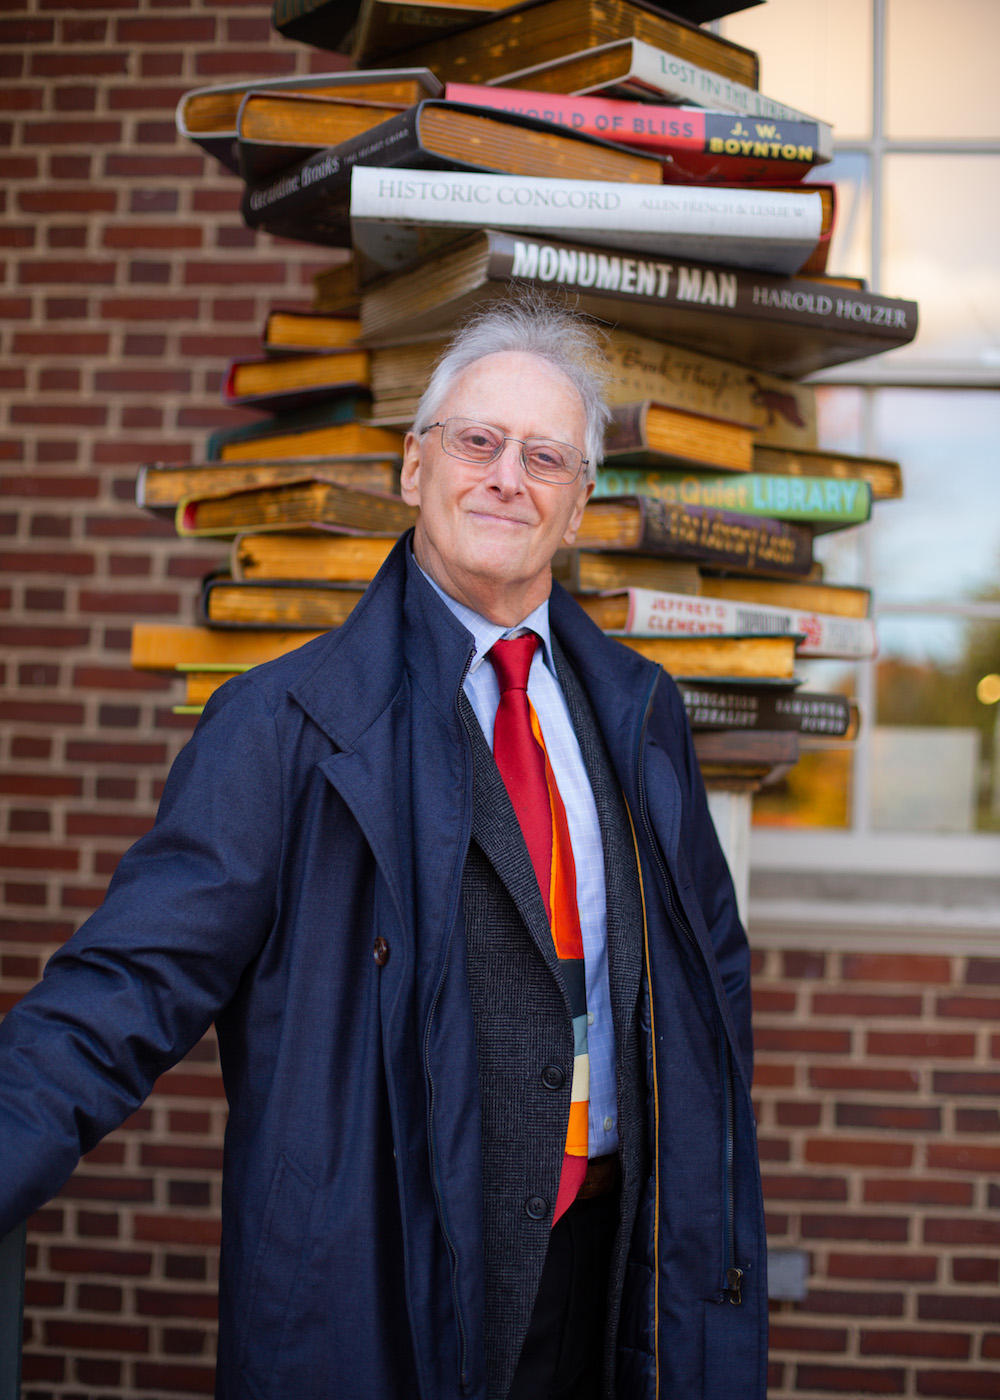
top-left (420, 417), bottom-right (587, 485)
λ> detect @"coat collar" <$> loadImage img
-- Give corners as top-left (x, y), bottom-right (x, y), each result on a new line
top-left (287, 531), bottom-right (475, 749)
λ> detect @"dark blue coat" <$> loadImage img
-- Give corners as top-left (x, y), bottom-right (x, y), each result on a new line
top-left (0, 537), bottom-right (767, 1398)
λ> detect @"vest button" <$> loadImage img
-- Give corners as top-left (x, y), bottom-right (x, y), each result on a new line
top-left (541, 1064), bottom-right (565, 1090)
top-left (525, 1196), bottom-right (548, 1221)
top-left (372, 936), bottom-right (390, 967)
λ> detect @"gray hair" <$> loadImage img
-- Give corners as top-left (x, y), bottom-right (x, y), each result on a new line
top-left (411, 291), bottom-right (611, 481)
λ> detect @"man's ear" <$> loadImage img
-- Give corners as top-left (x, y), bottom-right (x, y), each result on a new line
top-left (400, 431), bottom-right (422, 506)
top-left (561, 479), bottom-right (594, 546)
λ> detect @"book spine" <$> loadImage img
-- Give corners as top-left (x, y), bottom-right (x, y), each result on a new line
top-left (677, 681), bottom-right (854, 737)
top-left (486, 233), bottom-right (918, 345)
top-left (594, 470), bottom-right (873, 526)
top-left (632, 498), bottom-right (813, 575)
top-left (624, 588), bottom-right (878, 658)
top-left (444, 81), bottom-right (827, 175)
top-left (350, 168), bottom-right (824, 277)
top-left (242, 106), bottom-right (422, 229)
top-left (607, 40), bottom-right (833, 157)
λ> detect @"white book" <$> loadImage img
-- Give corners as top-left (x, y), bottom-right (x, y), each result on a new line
top-left (617, 588), bottom-right (878, 660)
top-left (349, 166), bottom-right (824, 280)
top-left (494, 38), bottom-right (834, 161)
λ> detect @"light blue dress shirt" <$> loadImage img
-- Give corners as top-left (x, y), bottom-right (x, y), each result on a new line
top-left (420, 568), bottom-right (619, 1158)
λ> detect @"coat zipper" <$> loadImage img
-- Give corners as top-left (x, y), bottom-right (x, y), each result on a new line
top-left (632, 670), bottom-right (742, 1307)
top-left (422, 650), bottom-right (477, 1394)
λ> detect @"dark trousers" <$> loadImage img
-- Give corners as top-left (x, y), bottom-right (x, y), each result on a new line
top-left (507, 1188), bottom-right (619, 1400)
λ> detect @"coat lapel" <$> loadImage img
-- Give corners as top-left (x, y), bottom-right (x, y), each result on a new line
top-left (460, 691), bottom-right (563, 982)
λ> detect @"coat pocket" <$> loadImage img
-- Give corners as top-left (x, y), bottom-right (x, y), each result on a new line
top-left (238, 1151), bottom-right (319, 1399)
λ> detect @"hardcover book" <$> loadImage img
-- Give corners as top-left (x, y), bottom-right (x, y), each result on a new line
top-left (137, 459), bottom-right (401, 513)
top-left (602, 401), bottom-right (756, 474)
top-left (493, 36), bottom-right (828, 144)
top-left (699, 573), bottom-right (872, 620)
top-left (349, 166), bottom-right (825, 280)
top-left (222, 349), bottom-right (372, 414)
top-left (176, 479), bottom-right (417, 538)
top-left (357, 230), bottom-right (919, 378)
top-left (614, 631), bottom-right (799, 679)
top-left (575, 495), bottom-right (813, 575)
top-left (231, 532), bottom-right (396, 582)
top-left (242, 100), bottom-right (663, 253)
top-left (591, 468), bottom-right (873, 533)
top-left (444, 82), bottom-right (831, 183)
top-left (676, 680), bottom-right (857, 738)
top-left (263, 311), bottom-right (362, 354)
top-left (200, 577), bottom-right (367, 630)
top-left (391, 0), bottom-right (761, 89)
top-left (587, 587), bottom-right (878, 658)
top-left (176, 68), bottom-right (443, 171)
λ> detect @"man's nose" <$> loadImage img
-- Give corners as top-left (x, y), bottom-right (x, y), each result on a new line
top-left (484, 437), bottom-right (524, 493)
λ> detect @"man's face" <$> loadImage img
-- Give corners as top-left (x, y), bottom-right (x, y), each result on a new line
top-left (400, 351), bottom-right (593, 623)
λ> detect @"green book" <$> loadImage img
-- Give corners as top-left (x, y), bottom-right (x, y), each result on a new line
top-left (592, 469), bottom-right (872, 533)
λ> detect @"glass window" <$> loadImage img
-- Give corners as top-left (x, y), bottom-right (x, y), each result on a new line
top-left (720, 0), bottom-right (873, 141)
top-left (886, 0), bottom-right (1000, 139)
top-left (880, 154), bottom-right (1000, 375)
top-left (868, 388), bottom-right (1000, 604)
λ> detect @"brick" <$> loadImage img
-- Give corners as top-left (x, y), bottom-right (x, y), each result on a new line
top-left (59, 17), bottom-right (109, 41)
top-left (769, 1324), bottom-right (848, 1353)
top-left (952, 1257), bottom-right (999, 1284)
top-left (801, 1214), bottom-right (910, 1242)
top-left (22, 120), bottom-right (122, 146)
top-left (801, 1289), bottom-right (906, 1318)
top-left (48, 1246), bottom-right (153, 1275)
top-left (868, 1032), bottom-right (976, 1059)
top-left (103, 224), bottom-right (203, 249)
top-left (813, 1065), bottom-right (920, 1092)
top-left (79, 587), bottom-right (181, 614)
top-left (828, 1251), bottom-right (938, 1282)
top-left (133, 1214), bottom-right (221, 1245)
top-left (775, 1101), bottom-right (822, 1127)
top-left (105, 152), bottom-right (203, 178)
top-left (77, 1358), bottom-right (123, 1386)
top-left (164, 1327), bottom-right (213, 1355)
top-left (755, 1028), bottom-right (852, 1054)
top-left (65, 813), bottom-right (152, 839)
top-left (752, 988), bottom-right (796, 1013)
top-left (44, 1320), bottom-right (149, 1351)
top-left (195, 50), bottom-right (296, 76)
top-left (935, 994), bottom-right (1000, 1019)
top-left (117, 16), bottom-right (216, 41)
top-left (136, 1287), bottom-right (219, 1319)
top-left (965, 958), bottom-right (1000, 986)
top-left (57, 1174), bottom-right (154, 1203)
top-left (935, 1071), bottom-right (1000, 1096)
top-left (52, 87), bottom-right (98, 114)
top-left (99, 295), bottom-right (199, 320)
top-left (184, 259), bottom-right (288, 285)
top-left (761, 1174), bottom-right (849, 1201)
top-left (49, 153), bottom-right (93, 178)
top-left (915, 1372), bottom-right (1000, 1398)
top-left (30, 52), bottom-right (129, 77)
top-left (954, 1107), bottom-right (1000, 1131)
top-left (863, 1178), bottom-right (974, 1207)
top-left (13, 329), bottom-right (109, 353)
top-left (812, 992), bottom-right (923, 1017)
top-left (836, 1103), bottom-right (942, 1132)
top-left (110, 87), bottom-right (189, 114)
top-left (73, 665), bottom-right (169, 692)
top-left (65, 740), bottom-right (167, 764)
top-left (927, 1143), bottom-right (1000, 1172)
top-left (795, 1364), bottom-right (906, 1393)
top-left (134, 1361), bottom-right (216, 1393)
top-left (168, 1179), bottom-right (212, 1206)
top-left (861, 1330), bottom-right (970, 1359)
top-left (151, 1072), bottom-right (225, 1099)
top-left (139, 1144), bottom-right (224, 1170)
top-left (165, 1253), bottom-right (208, 1281)
top-left (805, 1138), bottom-right (914, 1168)
top-left (842, 954), bottom-right (953, 984)
top-left (0, 18), bottom-right (55, 41)
top-left (923, 1218), bottom-right (1000, 1247)
top-left (919, 1295), bottom-right (1000, 1324)
top-left (0, 844), bottom-right (78, 871)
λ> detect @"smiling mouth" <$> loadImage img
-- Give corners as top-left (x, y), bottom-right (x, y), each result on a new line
top-left (468, 509), bottom-right (533, 527)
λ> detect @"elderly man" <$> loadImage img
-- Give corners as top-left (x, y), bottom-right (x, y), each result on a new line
top-left (0, 297), bottom-right (766, 1399)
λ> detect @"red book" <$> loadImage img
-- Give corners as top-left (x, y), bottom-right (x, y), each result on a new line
top-left (444, 81), bottom-right (831, 184)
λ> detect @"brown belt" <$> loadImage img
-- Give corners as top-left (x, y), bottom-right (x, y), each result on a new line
top-left (577, 1154), bottom-right (620, 1200)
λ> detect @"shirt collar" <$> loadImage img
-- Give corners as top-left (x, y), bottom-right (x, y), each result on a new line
top-left (417, 563), bottom-right (554, 676)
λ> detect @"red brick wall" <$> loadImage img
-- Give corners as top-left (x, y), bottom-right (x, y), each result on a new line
top-left (754, 947), bottom-right (1000, 1398)
top-left (3, 5), bottom-right (999, 1398)
top-left (1, 3), bottom-right (345, 1393)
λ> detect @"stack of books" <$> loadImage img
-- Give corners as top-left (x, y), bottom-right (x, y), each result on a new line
top-left (138, 0), bottom-right (920, 785)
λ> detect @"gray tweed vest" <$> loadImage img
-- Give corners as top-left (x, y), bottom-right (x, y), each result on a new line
top-left (460, 639), bottom-right (646, 1400)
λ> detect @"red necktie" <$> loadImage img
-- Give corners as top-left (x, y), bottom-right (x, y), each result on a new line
top-left (489, 635), bottom-right (589, 1225)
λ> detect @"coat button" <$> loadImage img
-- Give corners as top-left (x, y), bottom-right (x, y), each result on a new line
top-left (541, 1064), bottom-right (565, 1090)
top-left (372, 936), bottom-right (389, 967)
top-left (525, 1196), bottom-right (548, 1221)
